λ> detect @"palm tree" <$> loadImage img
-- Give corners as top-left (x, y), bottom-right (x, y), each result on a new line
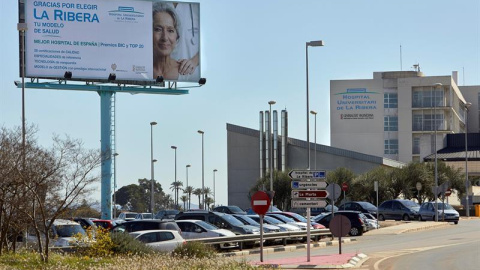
top-left (180, 195), bottom-right (188, 210)
top-left (169, 181), bottom-right (183, 207)
top-left (193, 188), bottom-right (202, 209)
top-left (204, 197), bottom-right (214, 210)
top-left (175, 181), bottom-right (183, 207)
top-left (184, 186), bottom-right (194, 210)
top-left (202, 187), bottom-right (212, 209)
top-left (162, 194), bottom-right (172, 209)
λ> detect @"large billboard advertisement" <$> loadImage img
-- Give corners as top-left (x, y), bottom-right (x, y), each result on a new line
top-left (23, 0), bottom-right (200, 83)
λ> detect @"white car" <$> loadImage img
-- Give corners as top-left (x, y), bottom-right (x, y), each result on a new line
top-left (175, 220), bottom-right (238, 249)
top-left (129, 230), bottom-right (185, 252)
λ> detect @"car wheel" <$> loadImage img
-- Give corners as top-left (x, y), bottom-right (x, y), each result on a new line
top-left (349, 227), bottom-right (362, 236)
top-left (402, 214), bottom-right (410, 221)
top-left (418, 215), bottom-right (423, 221)
top-left (454, 221), bottom-right (458, 225)
top-left (378, 214), bottom-right (385, 221)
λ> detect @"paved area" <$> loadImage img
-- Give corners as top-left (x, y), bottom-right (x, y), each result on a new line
top-left (241, 218), bottom-right (477, 269)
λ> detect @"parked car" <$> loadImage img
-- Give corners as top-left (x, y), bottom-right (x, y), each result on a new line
top-left (338, 201), bottom-right (377, 215)
top-left (50, 219), bottom-right (87, 247)
top-left (71, 217), bottom-right (97, 231)
top-left (175, 211), bottom-right (260, 236)
top-left (363, 213), bottom-right (380, 230)
top-left (155, 209), bottom-right (180, 220)
top-left (247, 215), bottom-right (301, 232)
top-left (92, 219), bottom-right (117, 231)
top-left (311, 205), bottom-right (338, 216)
top-left (274, 212), bottom-right (326, 229)
top-left (378, 199), bottom-right (420, 221)
top-left (117, 212), bottom-right (138, 222)
top-left (266, 213), bottom-right (309, 230)
top-left (213, 205), bottom-right (247, 215)
top-left (418, 202), bottom-right (459, 224)
top-left (232, 214), bottom-right (281, 233)
top-left (129, 230), bottom-right (185, 252)
top-left (175, 220), bottom-right (238, 249)
top-left (245, 205), bottom-right (282, 214)
top-left (135, 213), bottom-right (154, 220)
top-left (112, 220), bottom-right (181, 234)
top-left (312, 211), bottom-right (367, 236)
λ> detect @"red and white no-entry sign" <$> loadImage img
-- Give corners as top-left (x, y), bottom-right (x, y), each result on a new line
top-left (251, 191), bottom-right (271, 215)
top-left (342, 182), bottom-right (349, 192)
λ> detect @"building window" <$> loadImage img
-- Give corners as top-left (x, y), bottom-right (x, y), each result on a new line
top-left (384, 116), bottom-right (398, 131)
top-left (412, 88), bottom-right (443, 108)
top-left (412, 114), bottom-right (444, 131)
top-left (384, 93), bottom-right (398, 108)
top-left (384, 139), bottom-right (399, 154)
top-left (412, 137), bottom-right (420, 154)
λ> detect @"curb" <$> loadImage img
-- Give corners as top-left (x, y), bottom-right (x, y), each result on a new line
top-left (396, 222), bottom-right (451, 234)
top-left (219, 238), bottom-right (357, 257)
top-left (259, 253), bottom-right (369, 269)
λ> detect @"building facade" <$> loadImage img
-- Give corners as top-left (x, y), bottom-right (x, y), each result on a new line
top-left (330, 71), bottom-right (473, 163)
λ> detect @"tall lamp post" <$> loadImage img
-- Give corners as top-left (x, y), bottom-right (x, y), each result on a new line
top-left (171, 146), bottom-right (178, 207)
top-left (310, 111), bottom-right (317, 170)
top-left (198, 130), bottom-right (205, 209)
top-left (150, 121), bottom-right (157, 215)
top-left (186, 164), bottom-right (191, 210)
top-left (213, 169), bottom-right (218, 205)
top-left (306, 40), bottom-right (324, 169)
top-left (268, 100), bottom-right (276, 211)
top-left (433, 83), bottom-right (441, 222)
top-left (113, 152), bottom-right (119, 218)
top-left (465, 102), bottom-right (472, 216)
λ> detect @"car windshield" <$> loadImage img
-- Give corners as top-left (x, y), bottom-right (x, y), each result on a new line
top-left (403, 201), bottom-right (420, 208)
top-left (263, 216), bottom-right (283, 224)
top-left (358, 202), bottom-right (377, 210)
top-left (56, 225), bottom-right (85, 237)
top-left (142, 213), bottom-right (153, 219)
top-left (166, 210), bottom-right (179, 215)
top-left (437, 203), bottom-right (454, 210)
top-left (270, 214), bottom-right (295, 223)
top-left (289, 213), bottom-right (307, 222)
top-left (236, 215), bottom-right (259, 226)
top-left (195, 221), bottom-right (218, 230)
top-left (222, 214), bottom-right (245, 226)
top-left (228, 206), bottom-right (246, 213)
top-left (126, 213), bottom-right (137, 218)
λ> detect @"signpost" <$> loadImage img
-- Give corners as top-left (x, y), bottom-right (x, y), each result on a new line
top-left (291, 181), bottom-right (328, 189)
top-left (291, 190), bottom-right (329, 199)
top-left (291, 200), bottom-right (327, 208)
top-left (250, 191), bottom-right (271, 262)
top-left (341, 182), bottom-right (348, 208)
top-left (288, 170), bottom-right (326, 179)
top-left (329, 215), bottom-right (351, 254)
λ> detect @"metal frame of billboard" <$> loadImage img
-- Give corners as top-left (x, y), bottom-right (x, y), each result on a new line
top-left (19, 0), bottom-right (202, 85)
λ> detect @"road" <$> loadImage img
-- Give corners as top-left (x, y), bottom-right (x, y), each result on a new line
top-left (238, 219), bottom-right (480, 269)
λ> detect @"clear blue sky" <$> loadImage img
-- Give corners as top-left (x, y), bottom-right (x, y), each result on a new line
top-left (1, 0), bottom-right (479, 208)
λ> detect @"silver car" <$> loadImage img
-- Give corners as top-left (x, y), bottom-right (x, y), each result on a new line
top-left (418, 202), bottom-right (459, 224)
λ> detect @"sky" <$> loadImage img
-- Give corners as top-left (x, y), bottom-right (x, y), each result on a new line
top-left (1, 0), bottom-right (479, 209)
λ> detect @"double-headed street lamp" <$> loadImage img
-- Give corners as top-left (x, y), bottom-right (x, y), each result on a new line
top-left (306, 40), bottom-right (324, 169)
top-left (268, 100), bottom-right (276, 211)
top-left (213, 169), bottom-right (218, 205)
top-left (198, 130), bottom-right (205, 209)
top-left (150, 121), bottom-right (157, 215)
top-left (171, 146), bottom-right (178, 206)
top-left (310, 111), bottom-right (317, 170)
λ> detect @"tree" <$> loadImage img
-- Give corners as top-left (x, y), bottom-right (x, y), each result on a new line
top-left (114, 179), bottom-right (164, 213)
top-left (193, 188), bottom-right (202, 209)
top-left (169, 181), bottom-right (183, 208)
top-left (180, 195), bottom-right (188, 210)
top-left (183, 186), bottom-right (194, 210)
top-left (250, 170), bottom-right (291, 211)
top-left (202, 187), bottom-right (212, 209)
top-left (204, 197), bottom-right (214, 210)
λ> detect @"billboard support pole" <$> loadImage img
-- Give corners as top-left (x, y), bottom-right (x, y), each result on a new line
top-left (99, 91), bottom-right (113, 220)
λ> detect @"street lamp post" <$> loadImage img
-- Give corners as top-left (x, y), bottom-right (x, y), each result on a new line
top-left (306, 40), bottom-right (324, 169)
top-left (186, 164), bottom-right (191, 210)
top-left (213, 169), bottom-right (218, 205)
top-left (310, 111), bottom-right (317, 170)
top-left (171, 146), bottom-right (177, 207)
top-left (268, 101), bottom-right (276, 211)
top-left (150, 121), bottom-right (157, 216)
top-left (17, 23), bottom-right (28, 165)
top-left (465, 102), bottom-right (472, 217)
top-left (113, 152), bottom-right (119, 218)
top-left (198, 130), bottom-right (205, 209)
top-left (433, 83), bottom-right (441, 222)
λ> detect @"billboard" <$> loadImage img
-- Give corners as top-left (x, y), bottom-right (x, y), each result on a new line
top-left (23, 0), bottom-right (200, 83)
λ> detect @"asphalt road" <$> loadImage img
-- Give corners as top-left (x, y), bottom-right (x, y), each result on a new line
top-left (239, 219), bottom-right (480, 269)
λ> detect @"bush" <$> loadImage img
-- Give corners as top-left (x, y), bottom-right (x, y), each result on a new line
top-left (73, 227), bottom-right (114, 257)
top-left (171, 241), bottom-right (215, 259)
top-left (110, 232), bottom-right (154, 256)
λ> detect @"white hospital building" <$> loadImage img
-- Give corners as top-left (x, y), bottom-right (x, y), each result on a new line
top-left (330, 71), bottom-right (480, 164)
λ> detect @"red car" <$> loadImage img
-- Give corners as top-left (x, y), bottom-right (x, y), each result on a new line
top-left (92, 219), bottom-right (117, 231)
top-left (275, 212), bottom-right (326, 229)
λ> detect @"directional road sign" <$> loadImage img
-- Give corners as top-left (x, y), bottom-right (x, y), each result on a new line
top-left (291, 200), bottom-right (327, 209)
top-left (291, 190), bottom-right (329, 199)
top-left (289, 170), bottom-right (326, 180)
top-left (291, 181), bottom-right (328, 190)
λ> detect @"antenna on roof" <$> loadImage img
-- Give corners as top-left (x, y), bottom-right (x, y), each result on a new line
top-left (413, 63), bottom-right (420, 72)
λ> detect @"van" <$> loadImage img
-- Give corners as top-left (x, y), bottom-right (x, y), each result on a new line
top-left (50, 219), bottom-right (87, 247)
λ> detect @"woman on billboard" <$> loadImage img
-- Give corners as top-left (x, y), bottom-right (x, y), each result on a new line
top-left (152, 2), bottom-right (199, 82)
